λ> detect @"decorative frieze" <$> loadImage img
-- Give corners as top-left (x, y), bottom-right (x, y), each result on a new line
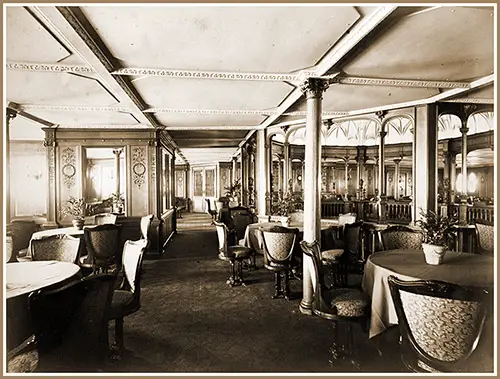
top-left (61, 147), bottom-right (76, 188)
top-left (6, 62), bottom-right (93, 74)
top-left (332, 76), bottom-right (469, 89)
top-left (19, 104), bottom-right (132, 113)
top-left (132, 147), bottom-right (147, 188)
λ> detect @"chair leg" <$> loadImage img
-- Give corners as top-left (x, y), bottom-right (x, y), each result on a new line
top-left (110, 318), bottom-right (124, 359)
top-left (272, 272), bottom-right (282, 299)
top-left (283, 270), bottom-right (291, 300)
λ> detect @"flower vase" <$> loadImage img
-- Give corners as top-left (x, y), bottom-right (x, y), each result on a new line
top-left (422, 243), bottom-right (447, 265)
top-left (72, 218), bottom-right (85, 230)
top-left (281, 216), bottom-right (290, 228)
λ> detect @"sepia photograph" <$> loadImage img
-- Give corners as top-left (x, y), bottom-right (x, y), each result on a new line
top-left (4, 2), bottom-right (496, 375)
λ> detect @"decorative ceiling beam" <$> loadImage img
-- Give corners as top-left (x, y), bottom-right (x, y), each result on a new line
top-left (442, 98), bottom-right (494, 104)
top-left (331, 76), bottom-right (469, 89)
top-left (6, 61), bottom-right (471, 90)
top-left (17, 104), bottom-right (134, 113)
top-left (6, 62), bottom-right (93, 74)
top-left (163, 125), bottom-right (257, 131)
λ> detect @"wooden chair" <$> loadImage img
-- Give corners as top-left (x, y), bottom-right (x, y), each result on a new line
top-left (94, 213), bottom-right (118, 225)
top-left (379, 225), bottom-right (423, 251)
top-left (83, 224), bottom-right (122, 273)
top-left (7, 274), bottom-right (116, 373)
top-left (228, 206), bottom-right (258, 267)
top-left (387, 275), bottom-right (492, 373)
top-left (31, 234), bottom-right (81, 264)
top-left (474, 219), bottom-right (494, 255)
top-left (107, 239), bottom-right (148, 358)
top-left (300, 240), bottom-right (370, 369)
top-left (214, 221), bottom-right (252, 286)
top-left (260, 225), bottom-right (298, 300)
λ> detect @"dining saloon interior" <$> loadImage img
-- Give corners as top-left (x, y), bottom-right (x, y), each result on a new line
top-left (3, 3), bottom-right (497, 375)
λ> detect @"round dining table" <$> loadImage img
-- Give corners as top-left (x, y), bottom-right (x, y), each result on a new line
top-left (6, 261), bottom-right (82, 351)
top-left (362, 249), bottom-right (494, 339)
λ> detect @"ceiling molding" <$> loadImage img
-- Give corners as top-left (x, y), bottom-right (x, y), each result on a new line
top-left (442, 98), bottom-right (494, 104)
top-left (17, 104), bottom-right (133, 113)
top-left (112, 67), bottom-right (308, 82)
top-left (6, 62), bottom-right (92, 74)
top-left (56, 124), bottom-right (152, 129)
top-left (163, 125), bottom-right (257, 131)
top-left (332, 76), bottom-right (469, 89)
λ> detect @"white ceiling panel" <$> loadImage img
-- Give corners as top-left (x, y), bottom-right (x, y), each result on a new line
top-left (81, 5), bottom-right (360, 73)
top-left (157, 113), bottom-right (263, 128)
top-left (9, 114), bottom-right (46, 140)
top-left (6, 7), bottom-right (71, 63)
top-left (135, 78), bottom-right (291, 112)
top-left (180, 147), bottom-right (239, 164)
top-left (343, 6), bottom-right (494, 81)
top-left (7, 71), bottom-right (121, 107)
top-left (26, 110), bottom-right (140, 126)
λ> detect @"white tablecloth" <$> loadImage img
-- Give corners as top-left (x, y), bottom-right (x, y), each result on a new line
top-left (362, 249), bottom-right (494, 338)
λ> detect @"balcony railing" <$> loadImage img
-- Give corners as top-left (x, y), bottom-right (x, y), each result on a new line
top-left (452, 203), bottom-right (494, 224)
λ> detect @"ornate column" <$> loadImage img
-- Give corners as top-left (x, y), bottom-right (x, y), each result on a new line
top-left (240, 146), bottom-right (247, 206)
top-left (374, 156), bottom-right (379, 197)
top-left (393, 156), bottom-right (402, 200)
top-left (170, 150), bottom-right (176, 208)
top-left (413, 104), bottom-right (438, 223)
top-left (232, 156), bottom-right (237, 184)
top-left (378, 121), bottom-right (387, 223)
top-left (283, 142), bottom-right (290, 195)
top-left (299, 77), bottom-right (329, 315)
top-left (356, 146), bottom-right (366, 200)
top-left (43, 127), bottom-right (58, 227)
top-left (266, 139), bottom-right (273, 213)
top-left (343, 155), bottom-right (350, 201)
top-left (256, 129), bottom-right (268, 216)
top-left (276, 156), bottom-right (282, 197)
top-left (248, 143), bottom-right (256, 209)
top-left (6, 108), bottom-right (17, 223)
top-left (112, 148), bottom-right (123, 213)
top-left (330, 165), bottom-right (336, 193)
top-left (459, 121), bottom-right (469, 225)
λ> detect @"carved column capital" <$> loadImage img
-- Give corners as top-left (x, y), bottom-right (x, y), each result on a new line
top-left (300, 78), bottom-right (329, 100)
top-left (459, 126), bottom-right (469, 135)
top-left (112, 148), bottom-right (123, 157)
top-left (379, 130), bottom-right (387, 139)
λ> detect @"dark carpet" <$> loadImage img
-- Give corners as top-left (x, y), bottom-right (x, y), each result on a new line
top-left (97, 212), bottom-right (406, 374)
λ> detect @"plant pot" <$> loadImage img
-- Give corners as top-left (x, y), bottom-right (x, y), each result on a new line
top-left (281, 216), bottom-right (290, 228)
top-left (228, 198), bottom-right (239, 208)
top-left (422, 243), bottom-right (447, 265)
top-left (72, 218), bottom-right (85, 230)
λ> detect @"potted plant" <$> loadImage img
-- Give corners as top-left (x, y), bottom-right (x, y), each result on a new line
top-left (224, 179), bottom-right (241, 207)
top-left (61, 196), bottom-right (87, 229)
top-left (112, 192), bottom-right (125, 214)
top-left (274, 192), bottom-right (297, 227)
top-left (415, 208), bottom-right (457, 265)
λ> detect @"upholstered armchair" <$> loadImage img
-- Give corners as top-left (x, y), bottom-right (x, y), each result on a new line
top-left (7, 220), bottom-right (41, 262)
top-left (260, 225), bottom-right (298, 300)
top-left (300, 240), bottom-right (370, 369)
top-left (387, 275), bottom-right (492, 373)
top-left (83, 224), bottom-right (122, 273)
top-left (31, 234), bottom-right (81, 264)
top-left (107, 239), bottom-right (148, 358)
top-left (7, 274), bottom-right (116, 373)
top-left (474, 219), bottom-right (494, 255)
top-left (94, 213), bottom-right (118, 225)
top-left (379, 225), bottom-right (423, 251)
top-left (214, 221), bottom-right (252, 286)
top-left (140, 214), bottom-right (154, 249)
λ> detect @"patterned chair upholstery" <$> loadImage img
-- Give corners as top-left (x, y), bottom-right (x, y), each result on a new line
top-left (7, 274), bottom-right (116, 372)
top-left (107, 239), bottom-right (147, 358)
top-left (83, 224), bottom-right (122, 273)
top-left (228, 207), bottom-right (258, 267)
top-left (31, 234), bottom-right (81, 264)
top-left (387, 275), bottom-right (491, 373)
top-left (379, 225), bottom-right (423, 251)
top-left (474, 220), bottom-right (494, 255)
top-left (289, 211), bottom-right (304, 223)
top-left (214, 221), bottom-right (252, 286)
top-left (94, 213), bottom-right (118, 225)
top-left (260, 225), bottom-right (298, 300)
top-left (300, 240), bottom-right (370, 368)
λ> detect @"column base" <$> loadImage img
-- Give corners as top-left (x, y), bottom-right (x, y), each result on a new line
top-left (299, 299), bottom-right (313, 315)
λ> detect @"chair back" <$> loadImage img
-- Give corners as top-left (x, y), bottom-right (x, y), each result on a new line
top-left (343, 221), bottom-right (364, 263)
top-left (8, 220), bottom-right (40, 257)
top-left (338, 213), bottom-right (357, 226)
top-left (140, 214), bottom-right (154, 246)
top-left (205, 198), bottom-right (215, 213)
top-left (387, 275), bottom-right (490, 372)
top-left (28, 274), bottom-right (116, 362)
top-left (31, 234), bottom-right (81, 264)
top-left (229, 206), bottom-right (257, 240)
top-left (475, 220), bottom-right (494, 254)
top-left (260, 225), bottom-right (298, 265)
top-left (83, 224), bottom-right (121, 270)
top-left (122, 239), bottom-right (148, 294)
top-left (6, 234), bottom-right (13, 263)
top-left (289, 211), bottom-right (304, 223)
top-left (94, 213), bottom-right (117, 225)
top-left (380, 225), bottom-right (423, 251)
top-left (214, 221), bottom-right (229, 258)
